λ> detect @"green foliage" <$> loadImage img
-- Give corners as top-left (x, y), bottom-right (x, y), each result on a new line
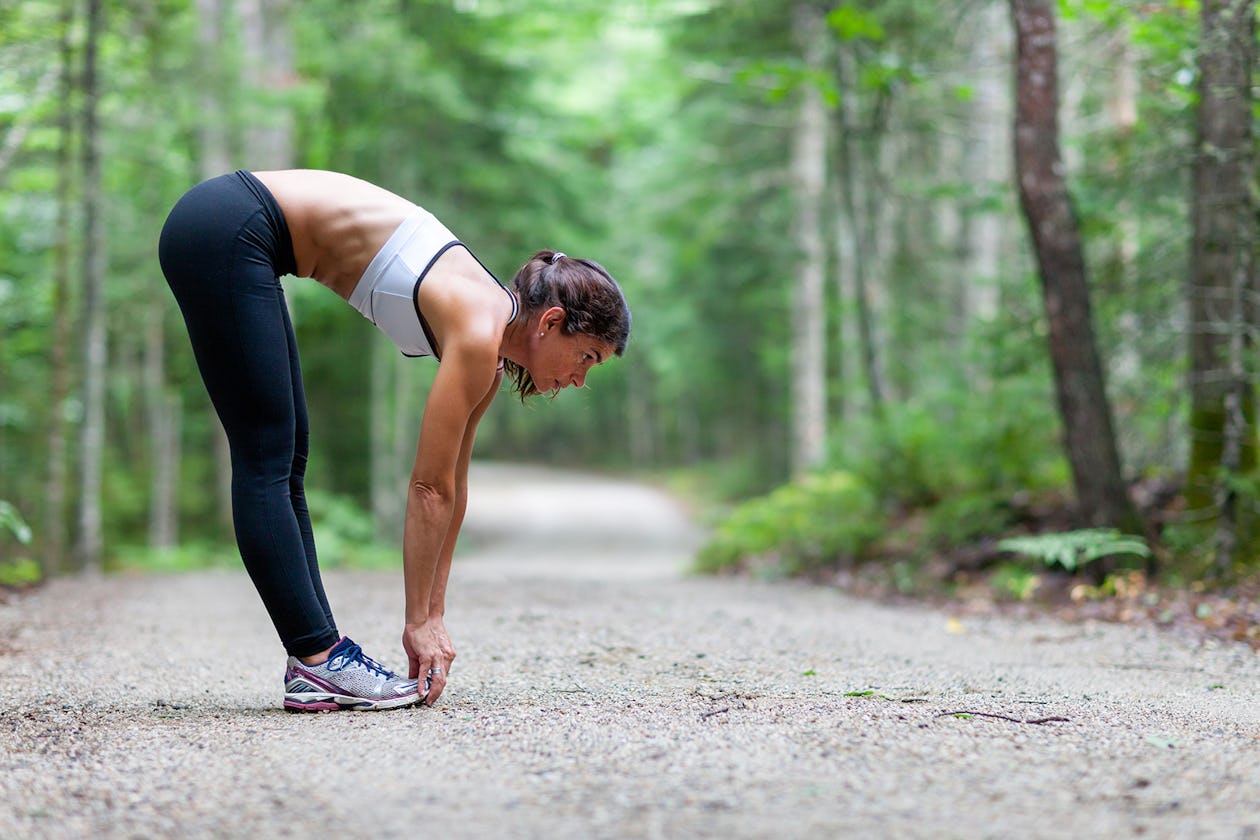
top-left (827, 5), bottom-right (886, 42)
top-left (306, 491), bottom-right (397, 570)
top-left (0, 0), bottom-right (1223, 583)
top-left (696, 471), bottom-right (885, 576)
top-left (925, 494), bottom-right (1016, 552)
top-left (0, 558), bottom-right (41, 587)
top-left (835, 371), bottom-right (1068, 510)
top-left (1159, 521), bottom-right (1215, 581)
top-left (0, 501), bottom-right (32, 546)
top-left (998, 529), bottom-right (1152, 572)
top-left (989, 562), bottom-right (1041, 602)
top-left (0, 501), bottom-right (39, 586)
top-left (108, 542), bottom-right (238, 574)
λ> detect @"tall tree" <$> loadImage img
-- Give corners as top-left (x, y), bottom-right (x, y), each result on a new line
top-left (44, 0), bottom-right (76, 574)
top-left (76, 0), bottom-right (106, 572)
top-left (790, 2), bottom-right (829, 474)
top-left (195, 0), bottom-right (234, 535)
top-left (833, 43), bottom-right (886, 422)
top-left (1187, 0), bottom-right (1256, 571)
top-left (145, 308), bottom-right (179, 550)
top-left (238, 0), bottom-right (295, 169)
top-left (1010, 0), bottom-right (1139, 531)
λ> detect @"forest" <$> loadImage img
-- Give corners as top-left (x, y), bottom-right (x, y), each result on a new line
top-left (1, 0), bottom-right (1257, 601)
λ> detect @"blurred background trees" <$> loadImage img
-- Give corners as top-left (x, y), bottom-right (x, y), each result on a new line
top-left (1, 0), bottom-right (1256, 584)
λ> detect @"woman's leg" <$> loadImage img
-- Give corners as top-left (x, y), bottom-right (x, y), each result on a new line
top-left (280, 296), bottom-right (336, 632)
top-left (159, 174), bottom-right (340, 658)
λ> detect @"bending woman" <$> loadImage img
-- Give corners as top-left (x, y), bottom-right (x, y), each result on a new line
top-left (158, 169), bottom-right (630, 712)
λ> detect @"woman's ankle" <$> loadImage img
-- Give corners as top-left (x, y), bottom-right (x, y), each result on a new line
top-left (299, 644), bottom-right (335, 666)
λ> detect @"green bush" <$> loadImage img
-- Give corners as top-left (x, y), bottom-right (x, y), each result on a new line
top-left (925, 493), bottom-right (1016, 551)
top-left (108, 492), bottom-right (398, 573)
top-left (307, 490), bottom-right (397, 569)
top-left (834, 360), bottom-right (1068, 509)
top-left (109, 541), bottom-right (238, 573)
top-left (697, 471), bottom-right (885, 576)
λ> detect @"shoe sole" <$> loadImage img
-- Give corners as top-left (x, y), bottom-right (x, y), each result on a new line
top-left (283, 692), bottom-right (422, 713)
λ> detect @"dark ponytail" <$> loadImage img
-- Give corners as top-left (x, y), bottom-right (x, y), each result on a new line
top-left (503, 249), bottom-right (631, 400)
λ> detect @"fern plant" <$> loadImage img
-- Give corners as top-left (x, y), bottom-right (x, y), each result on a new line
top-left (997, 528), bottom-right (1150, 572)
top-left (0, 501), bottom-right (31, 545)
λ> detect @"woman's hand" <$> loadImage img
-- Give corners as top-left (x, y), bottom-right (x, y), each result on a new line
top-left (403, 618), bottom-right (456, 705)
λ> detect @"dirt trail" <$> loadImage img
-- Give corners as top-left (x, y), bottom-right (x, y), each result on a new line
top-left (1, 463), bottom-right (1258, 840)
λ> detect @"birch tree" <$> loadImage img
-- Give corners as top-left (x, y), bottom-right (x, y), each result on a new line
top-left (790, 2), bottom-right (829, 474)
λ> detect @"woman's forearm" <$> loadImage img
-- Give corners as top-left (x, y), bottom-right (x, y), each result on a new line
top-left (402, 481), bottom-right (455, 626)
top-left (427, 484), bottom-right (467, 618)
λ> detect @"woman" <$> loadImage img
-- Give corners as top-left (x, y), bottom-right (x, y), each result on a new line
top-left (158, 169), bottom-right (630, 712)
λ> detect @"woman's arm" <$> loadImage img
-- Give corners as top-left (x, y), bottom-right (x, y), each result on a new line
top-left (410, 366), bottom-right (502, 698)
top-left (400, 332), bottom-right (500, 704)
top-left (428, 366), bottom-right (503, 620)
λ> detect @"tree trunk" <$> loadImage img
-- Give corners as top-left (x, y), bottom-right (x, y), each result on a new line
top-left (1010, 0), bottom-right (1139, 532)
top-left (238, 0), bottom-right (295, 170)
top-left (0, 67), bottom-right (58, 184)
top-left (1187, 0), bottom-right (1257, 572)
top-left (626, 355), bottom-right (655, 465)
top-left (370, 340), bottom-right (401, 543)
top-left (788, 3), bottom-right (829, 475)
top-left (194, 0), bottom-right (236, 534)
top-left (960, 4), bottom-right (1010, 326)
top-left (834, 45), bottom-right (886, 423)
top-left (145, 306), bottom-right (179, 550)
top-left (44, 0), bottom-right (76, 575)
top-left (76, 0), bottom-right (106, 573)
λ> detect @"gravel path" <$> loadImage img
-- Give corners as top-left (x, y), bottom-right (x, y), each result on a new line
top-left (1, 463), bottom-right (1258, 840)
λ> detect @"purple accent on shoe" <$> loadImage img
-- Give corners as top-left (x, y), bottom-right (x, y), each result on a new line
top-left (288, 667), bottom-right (345, 695)
top-left (284, 699), bottom-right (340, 712)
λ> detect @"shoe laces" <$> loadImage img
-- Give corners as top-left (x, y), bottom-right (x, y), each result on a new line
top-left (327, 641), bottom-right (395, 678)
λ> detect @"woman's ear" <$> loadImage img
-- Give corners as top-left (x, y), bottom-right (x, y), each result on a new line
top-left (540, 306), bottom-right (566, 333)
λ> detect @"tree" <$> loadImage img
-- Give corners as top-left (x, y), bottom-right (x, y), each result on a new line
top-left (43, 0), bottom-right (76, 574)
top-left (76, 0), bottom-right (106, 572)
top-left (830, 11), bottom-right (888, 423)
top-left (1186, 0), bottom-right (1257, 572)
top-left (1010, 0), bottom-right (1139, 532)
top-left (789, 2), bottom-right (830, 475)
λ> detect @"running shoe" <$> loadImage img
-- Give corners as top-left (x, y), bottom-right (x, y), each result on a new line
top-left (283, 636), bottom-right (422, 712)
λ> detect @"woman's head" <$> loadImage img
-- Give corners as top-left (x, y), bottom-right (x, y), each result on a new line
top-left (504, 249), bottom-right (631, 399)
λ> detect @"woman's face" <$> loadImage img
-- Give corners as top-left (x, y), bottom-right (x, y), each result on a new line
top-left (530, 308), bottom-right (615, 395)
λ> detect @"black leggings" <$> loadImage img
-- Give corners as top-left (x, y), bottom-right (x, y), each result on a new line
top-left (158, 170), bottom-right (339, 658)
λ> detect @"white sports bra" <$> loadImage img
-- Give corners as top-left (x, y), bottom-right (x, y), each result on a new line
top-left (347, 207), bottom-right (518, 358)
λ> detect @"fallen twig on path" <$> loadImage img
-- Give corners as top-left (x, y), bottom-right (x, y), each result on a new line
top-left (700, 707), bottom-right (730, 720)
top-left (935, 711), bottom-right (1070, 725)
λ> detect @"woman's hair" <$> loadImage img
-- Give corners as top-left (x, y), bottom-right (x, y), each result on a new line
top-left (503, 249), bottom-right (631, 400)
